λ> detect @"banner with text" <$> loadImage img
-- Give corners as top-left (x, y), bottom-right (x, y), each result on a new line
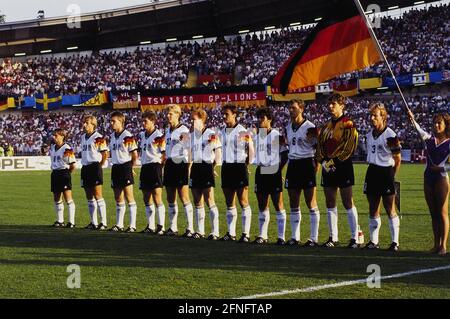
top-left (141, 91), bottom-right (266, 111)
top-left (0, 156), bottom-right (51, 171)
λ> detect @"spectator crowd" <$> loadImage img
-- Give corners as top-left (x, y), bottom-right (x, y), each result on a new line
top-left (0, 95), bottom-right (447, 158)
top-left (0, 4), bottom-right (448, 96)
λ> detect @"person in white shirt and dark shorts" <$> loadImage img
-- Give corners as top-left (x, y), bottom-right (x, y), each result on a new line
top-left (284, 100), bottom-right (321, 247)
top-left (220, 104), bottom-right (254, 243)
top-left (163, 104), bottom-right (194, 238)
top-left (363, 103), bottom-right (402, 251)
top-left (189, 108), bottom-right (222, 240)
top-left (80, 115), bottom-right (109, 231)
top-left (139, 111), bottom-right (166, 235)
top-left (50, 128), bottom-right (77, 228)
top-left (109, 112), bottom-right (139, 233)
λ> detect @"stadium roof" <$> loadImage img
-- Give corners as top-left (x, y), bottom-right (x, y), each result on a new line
top-left (0, 0), bottom-right (440, 58)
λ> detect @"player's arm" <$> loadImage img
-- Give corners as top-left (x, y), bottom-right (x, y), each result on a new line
top-left (388, 136), bottom-right (402, 176)
top-left (279, 135), bottom-right (289, 170)
top-left (100, 150), bottom-right (109, 167)
top-left (69, 162), bottom-right (76, 173)
top-left (130, 149), bottom-right (139, 167)
top-left (246, 134), bottom-right (255, 166)
top-left (337, 126), bottom-right (358, 162)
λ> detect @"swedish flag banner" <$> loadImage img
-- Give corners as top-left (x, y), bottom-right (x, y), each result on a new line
top-left (35, 93), bottom-right (62, 111)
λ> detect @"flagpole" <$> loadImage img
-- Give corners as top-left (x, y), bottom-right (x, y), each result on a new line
top-left (353, 0), bottom-right (414, 118)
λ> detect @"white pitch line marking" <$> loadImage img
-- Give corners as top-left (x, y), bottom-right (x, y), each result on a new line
top-left (238, 264), bottom-right (450, 299)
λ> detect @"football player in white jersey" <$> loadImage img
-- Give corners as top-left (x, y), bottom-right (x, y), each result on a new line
top-left (284, 100), bottom-right (321, 247)
top-left (80, 115), bottom-right (109, 230)
top-left (139, 111), bottom-right (166, 235)
top-left (220, 104), bottom-right (254, 242)
top-left (253, 107), bottom-right (289, 245)
top-left (189, 109), bottom-right (222, 240)
top-left (363, 103), bottom-right (402, 251)
top-left (163, 104), bottom-right (194, 238)
top-left (50, 128), bottom-right (77, 228)
top-left (109, 112), bottom-right (139, 232)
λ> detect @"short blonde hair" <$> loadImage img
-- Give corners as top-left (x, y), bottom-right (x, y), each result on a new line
top-left (83, 115), bottom-right (98, 129)
top-left (369, 102), bottom-right (388, 124)
top-left (110, 111), bottom-right (126, 125)
top-left (191, 108), bottom-right (207, 123)
top-left (167, 104), bottom-right (182, 116)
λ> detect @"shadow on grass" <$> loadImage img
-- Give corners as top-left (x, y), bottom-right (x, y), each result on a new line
top-left (0, 224), bottom-right (449, 288)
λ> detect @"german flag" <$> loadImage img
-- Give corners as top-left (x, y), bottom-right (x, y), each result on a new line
top-left (272, 0), bottom-right (381, 94)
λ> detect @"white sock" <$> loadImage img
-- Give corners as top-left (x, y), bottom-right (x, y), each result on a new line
top-left (209, 205), bottom-right (219, 237)
top-left (327, 207), bottom-right (338, 242)
top-left (242, 205), bottom-right (252, 236)
top-left (97, 198), bottom-right (107, 225)
top-left (129, 202), bottom-right (137, 229)
top-left (88, 199), bottom-right (98, 225)
top-left (146, 204), bottom-right (156, 230)
top-left (156, 204), bottom-right (165, 229)
top-left (168, 203), bottom-right (178, 232)
top-left (346, 207), bottom-right (358, 240)
top-left (55, 201), bottom-right (64, 223)
top-left (258, 209), bottom-right (270, 239)
top-left (369, 217), bottom-right (381, 245)
top-left (226, 207), bottom-right (238, 236)
top-left (388, 215), bottom-right (400, 245)
top-left (116, 202), bottom-right (126, 228)
top-left (195, 206), bottom-right (206, 235)
top-left (276, 210), bottom-right (286, 240)
top-left (67, 200), bottom-right (76, 225)
top-left (184, 203), bottom-right (194, 232)
top-left (310, 207), bottom-right (320, 243)
top-left (290, 208), bottom-right (301, 241)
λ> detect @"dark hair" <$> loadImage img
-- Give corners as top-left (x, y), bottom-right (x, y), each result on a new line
top-left (328, 93), bottom-right (346, 106)
top-left (433, 112), bottom-right (450, 137)
top-left (290, 99), bottom-right (305, 109)
top-left (256, 107), bottom-right (273, 121)
top-left (53, 128), bottom-right (68, 141)
top-left (142, 111), bottom-right (157, 122)
top-left (222, 104), bottom-right (238, 114)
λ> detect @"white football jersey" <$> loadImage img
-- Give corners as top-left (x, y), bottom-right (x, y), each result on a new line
top-left (139, 129), bottom-right (165, 165)
top-left (80, 132), bottom-right (109, 166)
top-left (366, 127), bottom-right (400, 167)
top-left (50, 143), bottom-right (76, 170)
top-left (286, 120), bottom-right (316, 160)
top-left (255, 129), bottom-right (282, 167)
top-left (110, 130), bottom-right (138, 165)
top-left (191, 128), bottom-right (222, 164)
top-left (165, 124), bottom-right (190, 162)
top-left (221, 124), bottom-right (251, 163)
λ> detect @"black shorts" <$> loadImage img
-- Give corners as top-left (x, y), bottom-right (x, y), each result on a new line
top-left (51, 169), bottom-right (72, 193)
top-left (285, 158), bottom-right (317, 189)
top-left (140, 163), bottom-right (163, 190)
top-left (190, 162), bottom-right (215, 189)
top-left (321, 158), bottom-right (355, 188)
top-left (221, 163), bottom-right (249, 189)
top-left (255, 166), bottom-right (283, 194)
top-left (163, 158), bottom-right (189, 187)
top-left (111, 161), bottom-right (134, 189)
top-left (81, 162), bottom-right (103, 188)
top-left (364, 164), bottom-right (396, 196)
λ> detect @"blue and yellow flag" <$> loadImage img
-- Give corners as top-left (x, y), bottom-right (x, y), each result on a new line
top-left (35, 93), bottom-right (62, 111)
top-left (78, 92), bottom-right (111, 106)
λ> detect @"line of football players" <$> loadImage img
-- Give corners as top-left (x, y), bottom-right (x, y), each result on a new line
top-left (49, 94), bottom-right (403, 250)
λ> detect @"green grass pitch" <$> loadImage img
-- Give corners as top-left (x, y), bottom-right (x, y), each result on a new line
top-left (0, 163), bottom-right (449, 299)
